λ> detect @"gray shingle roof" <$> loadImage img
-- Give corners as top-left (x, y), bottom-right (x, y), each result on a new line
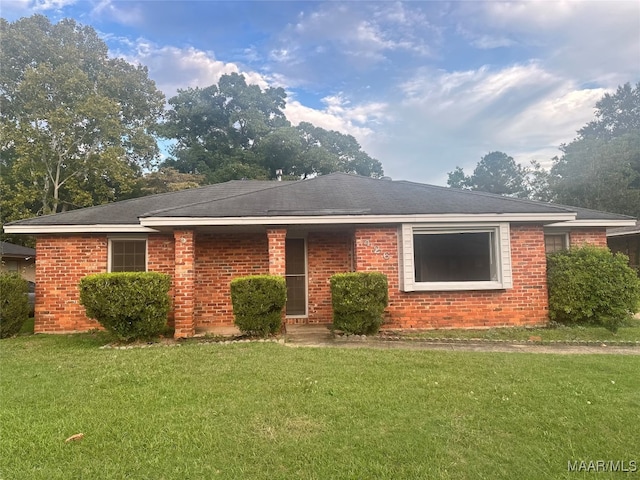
top-left (6, 173), bottom-right (634, 227)
top-left (1, 241), bottom-right (36, 257)
top-left (143, 173), bottom-right (580, 217)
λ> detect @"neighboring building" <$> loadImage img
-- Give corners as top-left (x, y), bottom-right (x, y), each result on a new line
top-left (0, 241), bottom-right (36, 282)
top-left (3, 173), bottom-right (635, 337)
top-left (608, 221), bottom-right (640, 273)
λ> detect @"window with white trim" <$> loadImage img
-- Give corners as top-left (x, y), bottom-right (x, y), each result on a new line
top-left (400, 224), bottom-right (513, 291)
top-left (109, 238), bottom-right (147, 272)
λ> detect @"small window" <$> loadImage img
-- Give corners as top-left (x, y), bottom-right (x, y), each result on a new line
top-left (109, 239), bottom-right (146, 272)
top-left (544, 234), bottom-right (567, 254)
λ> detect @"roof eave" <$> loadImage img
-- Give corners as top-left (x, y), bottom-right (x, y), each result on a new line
top-left (546, 219), bottom-right (637, 229)
top-left (140, 212), bottom-right (577, 227)
top-left (607, 229), bottom-right (640, 237)
top-left (2, 224), bottom-right (159, 234)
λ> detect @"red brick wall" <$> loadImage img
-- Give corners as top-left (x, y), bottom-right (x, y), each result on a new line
top-left (173, 230), bottom-right (195, 338)
top-left (570, 228), bottom-right (607, 248)
top-left (34, 233), bottom-right (175, 334)
top-left (194, 233), bottom-right (269, 328)
top-left (33, 225), bottom-right (611, 335)
top-left (147, 234), bottom-right (176, 326)
top-left (306, 231), bottom-right (353, 323)
top-left (35, 235), bottom-right (107, 332)
top-left (354, 225), bottom-right (550, 329)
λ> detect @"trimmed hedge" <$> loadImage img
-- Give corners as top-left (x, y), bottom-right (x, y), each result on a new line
top-left (0, 273), bottom-right (29, 339)
top-left (230, 275), bottom-right (286, 337)
top-left (547, 246), bottom-right (640, 332)
top-left (79, 272), bottom-right (171, 341)
top-left (331, 272), bottom-right (388, 335)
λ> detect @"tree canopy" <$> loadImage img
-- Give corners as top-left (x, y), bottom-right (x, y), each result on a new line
top-left (550, 82), bottom-right (640, 217)
top-left (0, 15), bottom-right (165, 227)
top-left (158, 73), bottom-right (383, 182)
top-left (446, 151), bottom-right (530, 198)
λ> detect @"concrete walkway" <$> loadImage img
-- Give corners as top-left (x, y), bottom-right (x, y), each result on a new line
top-left (284, 325), bottom-right (640, 355)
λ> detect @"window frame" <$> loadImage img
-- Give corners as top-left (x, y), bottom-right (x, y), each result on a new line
top-left (107, 237), bottom-right (148, 273)
top-left (285, 236), bottom-right (308, 318)
top-left (543, 232), bottom-right (569, 254)
top-left (399, 223), bottom-right (513, 292)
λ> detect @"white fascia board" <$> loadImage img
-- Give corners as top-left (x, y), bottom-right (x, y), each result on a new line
top-left (607, 229), bottom-right (640, 237)
top-left (546, 219), bottom-right (637, 229)
top-left (140, 212), bottom-right (576, 227)
top-left (2, 224), bottom-right (159, 234)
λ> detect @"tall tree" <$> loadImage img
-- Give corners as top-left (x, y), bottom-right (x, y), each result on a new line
top-left (447, 151), bottom-right (530, 198)
top-left (577, 82), bottom-right (640, 141)
top-left (551, 133), bottom-right (640, 217)
top-left (158, 73), bottom-right (288, 182)
top-left (159, 74), bottom-right (383, 182)
top-left (0, 15), bottom-right (164, 221)
top-left (549, 82), bottom-right (640, 217)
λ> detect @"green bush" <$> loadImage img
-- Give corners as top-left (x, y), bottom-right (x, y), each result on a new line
top-left (230, 275), bottom-right (286, 337)
top-left (547, 246), bottom-right (640, 332)
top-left (0, 273), bottom-right (29, 339)
top-left (79, 272), bottom-right (171, 341)
top-left (330, 272), bottom-right (388, 335)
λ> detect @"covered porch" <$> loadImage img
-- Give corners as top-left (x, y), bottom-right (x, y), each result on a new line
top-left (170, 226), bottom-right (358, 338)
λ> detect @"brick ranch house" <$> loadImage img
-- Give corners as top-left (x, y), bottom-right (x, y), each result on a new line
top-left (4, 173), bottom-right (635, 338)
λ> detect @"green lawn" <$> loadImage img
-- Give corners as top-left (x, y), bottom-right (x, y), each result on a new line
top-left (1, 334), bottom-right (639, 479)
top-left (391, 318), bottom-right (640, 343)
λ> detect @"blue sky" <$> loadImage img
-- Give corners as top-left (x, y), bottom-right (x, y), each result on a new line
top-left (3, 1), bottom-right (639, 184)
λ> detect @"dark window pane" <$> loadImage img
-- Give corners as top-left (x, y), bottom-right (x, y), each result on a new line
top-left (414, 232), bottom-right (493, 282)
top-left (545, 235), bottom-right (566, 254)
top-left (285, 238), bottom-right (306, 315)
top-left (111, 240), bottom-right (146, 272)
top-left (286, 276), bottom-right (306, 315)
top-left (286, 238), bottom-right (305, 275)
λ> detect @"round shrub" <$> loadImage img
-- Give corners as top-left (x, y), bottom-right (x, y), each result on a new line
top-left (79, 272), bottom-right (171, 341)
top-left (547, 246), bottom-right (640, 332)
top-left (0, 273), bottom-right (29, 338)
top-left (230, 275), bottom-right (286, 337)
top-left (331, 272), bottom-right (388, 335)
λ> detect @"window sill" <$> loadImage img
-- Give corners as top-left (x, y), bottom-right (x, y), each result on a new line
top-left (405, 281), bottom-right (505, 292)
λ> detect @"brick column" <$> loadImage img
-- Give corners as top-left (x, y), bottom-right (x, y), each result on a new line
top-left (173, 229), bottom-right (195, 338)
top-left (267, 228), bottom-right (287, 276)
top-left (267, 228), bottom-right (287, 329)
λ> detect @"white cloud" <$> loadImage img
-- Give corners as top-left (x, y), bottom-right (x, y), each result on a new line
top-left (456, 1), bottom-right (640, 85)
top-left (284, 95), bottom-right (388, 140)
top-left (1, 0), bottom-right (75, 16)
top-left (111, 39), bottom-right (272, 98)
top-left (367, 62), bottom-right (615, 184)
top-left (91, 0), bottom-right (143, 26)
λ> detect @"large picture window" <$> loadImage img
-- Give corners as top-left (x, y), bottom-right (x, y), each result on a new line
top-left (400, 224), bottom-right (512, 291)
top-left (414, 232), bottom-right (497, 282)
top-left (109, 239), bottom-right (146, 272)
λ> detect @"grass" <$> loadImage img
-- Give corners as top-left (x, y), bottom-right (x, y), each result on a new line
top-left (391, 318), bottom-right (640, 343)
top-left (1, 334), bottom-right (639, 479)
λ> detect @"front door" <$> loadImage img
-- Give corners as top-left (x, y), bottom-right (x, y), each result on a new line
top-left (285, 238), bottom-right (307, 316)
